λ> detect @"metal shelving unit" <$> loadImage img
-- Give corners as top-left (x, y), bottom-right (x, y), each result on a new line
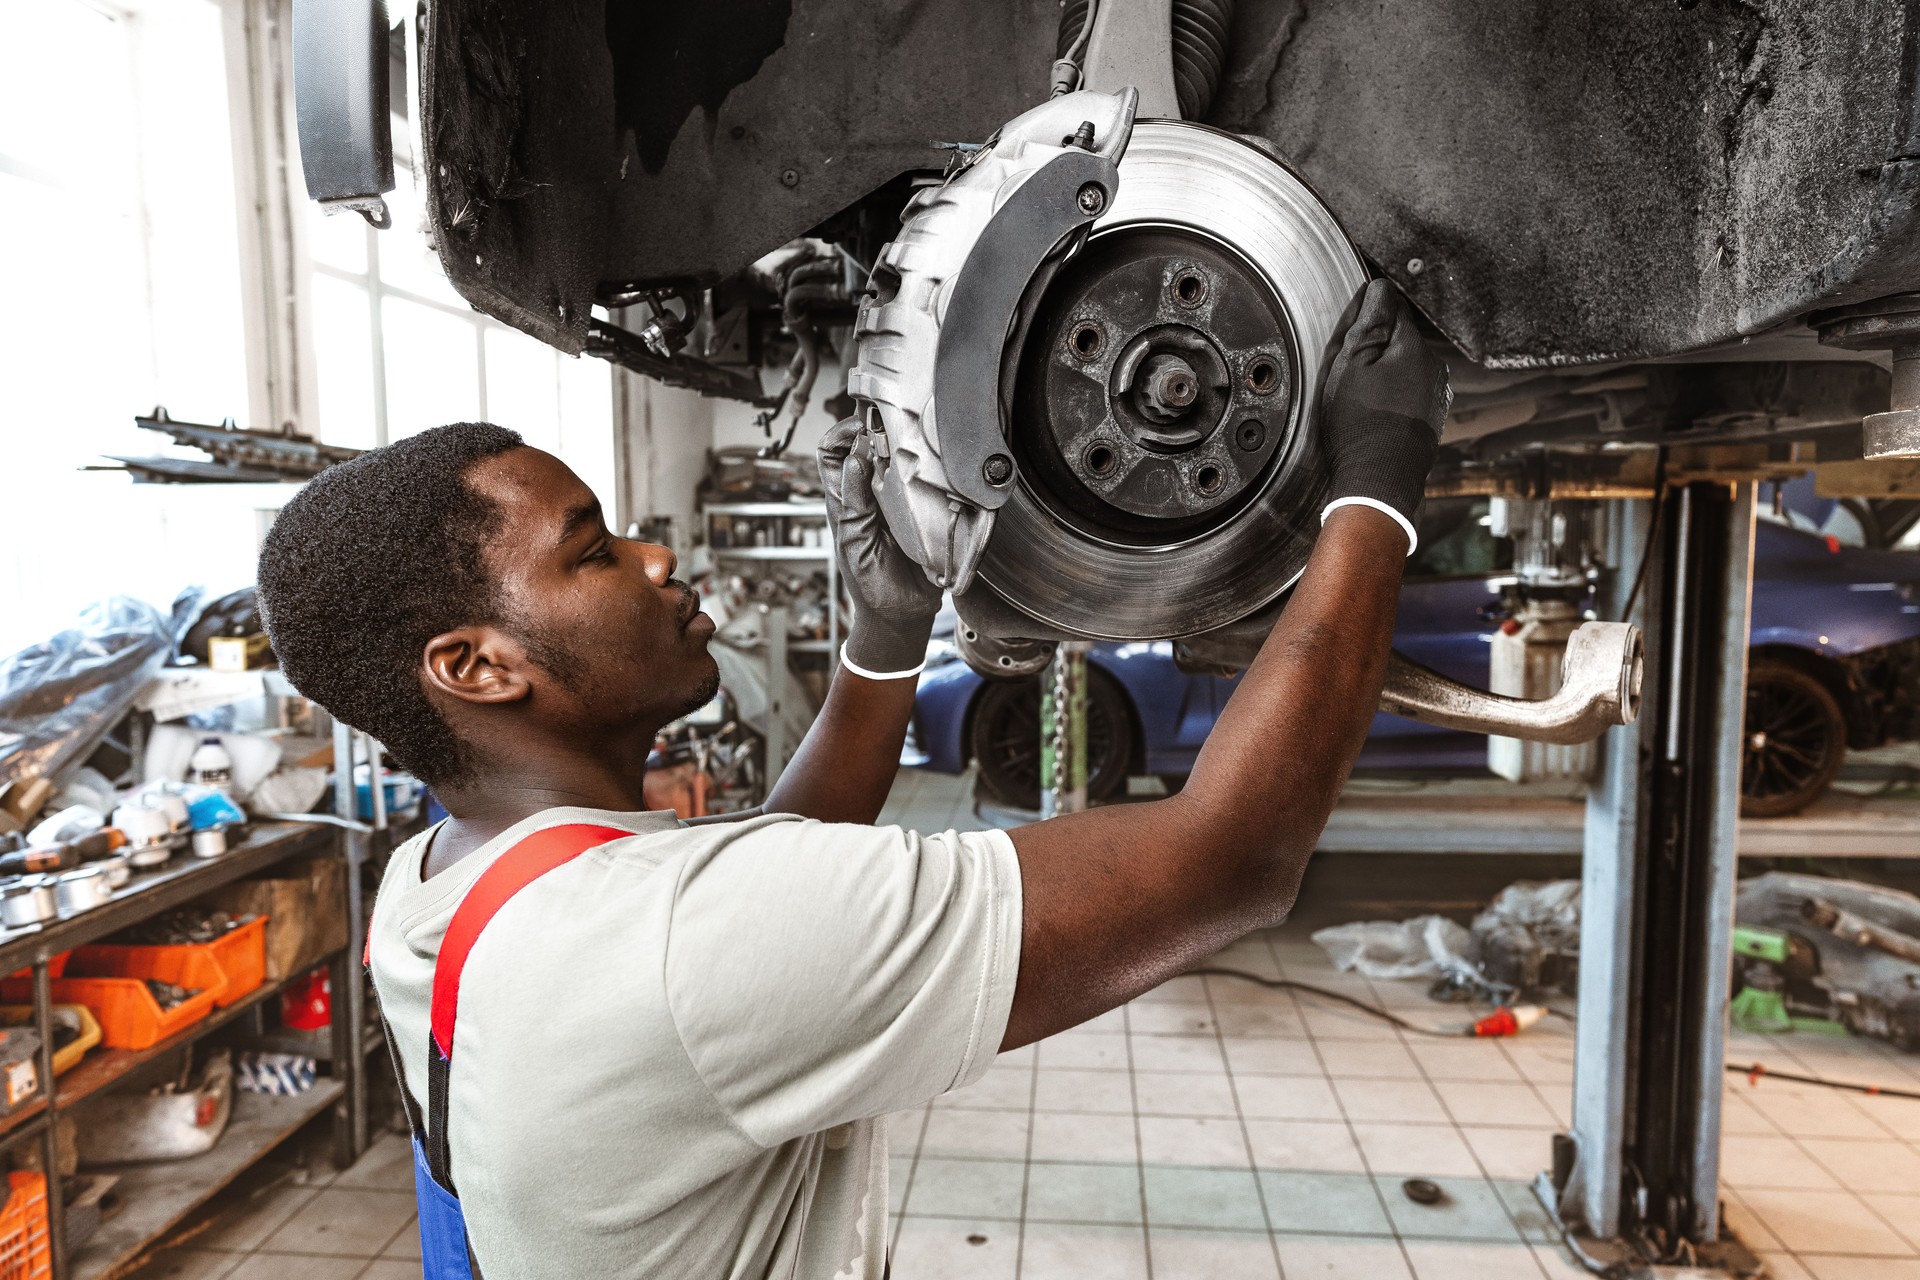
top-left (704, 501), bottom-right (841, 790)
top-left (698, 498), bottom-right (833, 667)
top-left (75, 1086), bottom-right (345, 1280)
top-left (708, 545), bottom-right (836, 561)
top-left (0, 822), bottom-right (363, 1279)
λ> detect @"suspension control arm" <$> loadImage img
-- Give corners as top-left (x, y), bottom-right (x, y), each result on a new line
top-left (1378, 622), bottom-right (1644, 744)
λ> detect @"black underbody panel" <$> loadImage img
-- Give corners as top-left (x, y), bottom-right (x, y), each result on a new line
top-left (421, 0), bottom-right (1920, 369)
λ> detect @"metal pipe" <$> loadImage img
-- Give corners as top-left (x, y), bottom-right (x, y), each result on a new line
top-left (1378, 621), bottom-right (1644, 744)
top-left (363, 731), bottom-right (387, 832)
top-left (332, 718), bottom-right (355, 822)
top-left (1664, 486), bottom-right (1695, 763)
top-left (35, 958), bottom-right (64, 1277)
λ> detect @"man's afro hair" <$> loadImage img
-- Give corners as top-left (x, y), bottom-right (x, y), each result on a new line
top-left (256, 422), bottom-right (524, 788)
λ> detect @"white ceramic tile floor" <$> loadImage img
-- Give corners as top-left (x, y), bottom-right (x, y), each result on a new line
top-left (875, 859), bottom-right (1920, 1280)
top-left (125, 1145), bottom-right (424, 1280)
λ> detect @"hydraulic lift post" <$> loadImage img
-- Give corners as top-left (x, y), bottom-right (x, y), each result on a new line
top-left (1555, 483), bottom-right (1761, 1270)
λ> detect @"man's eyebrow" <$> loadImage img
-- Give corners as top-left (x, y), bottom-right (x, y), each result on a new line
top-left (556, 498), bottom-right (603, 547)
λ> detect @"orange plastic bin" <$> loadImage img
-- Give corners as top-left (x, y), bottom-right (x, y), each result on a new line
top-left (0, 1171), bottom-right (51, 1280)
top-left (72, 917), bottom-right (268, 1009)
top-left (3, 947), bottom-right (220, 1050)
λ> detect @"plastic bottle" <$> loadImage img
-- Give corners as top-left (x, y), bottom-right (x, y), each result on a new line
top-left (186, 737), bottom-right (234, 792)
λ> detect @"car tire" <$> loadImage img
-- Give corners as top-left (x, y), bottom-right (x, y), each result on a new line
top-left (1741, 658), bottom-right (1847, 818)
top-left (970, 670), bottom-right (1134, 811)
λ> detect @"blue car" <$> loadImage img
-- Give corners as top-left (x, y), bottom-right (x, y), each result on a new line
top-left (909, 495), bottom-right (1920, 816)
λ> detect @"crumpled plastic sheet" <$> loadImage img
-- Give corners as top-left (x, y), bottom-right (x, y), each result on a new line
top-left (1474, 879), bottom-right (1581, 950)
top-left (0, 597), bottom-right (171, 793)
top-left (1312, 914), bottom-right (1477, 983)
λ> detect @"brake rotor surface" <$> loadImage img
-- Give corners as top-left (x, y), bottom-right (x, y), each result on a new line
top-left (975, 122), bottom-right (1366, 639)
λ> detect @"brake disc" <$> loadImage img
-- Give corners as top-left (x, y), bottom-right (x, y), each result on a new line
top-left (979, 122), bottom-right (1365, 639)
top-left (849, 94), bottom-right (1363, 642)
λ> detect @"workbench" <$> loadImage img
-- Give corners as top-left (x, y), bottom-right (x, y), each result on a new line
top-left (0, 821), bottom-right (369, 1280)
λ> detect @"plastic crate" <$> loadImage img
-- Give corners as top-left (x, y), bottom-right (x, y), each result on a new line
top-left (0, 1172), bottom-right (52, 1280)
top-left (0, 1005), bottom-right (102, 1075)
top-left (202, 916), bottom-right (268, 1007)
top-left (0, 970), bottom-right (216, 1052)
top-left (3, 954), bottom-right (68, 985)
top-left (72, 917), bottom-right (268, 1010)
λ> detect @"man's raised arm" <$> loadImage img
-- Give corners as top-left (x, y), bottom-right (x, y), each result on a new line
top-left (748, 417), bottom-right (945, 825)
top-left (1002, 279), bottom-right (1450, 1048)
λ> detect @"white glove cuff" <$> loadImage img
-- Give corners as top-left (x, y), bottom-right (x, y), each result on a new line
top-left (839, 643), bottom-right (926, 682)
top-left (1321, 496), bottom-right (1418, 557)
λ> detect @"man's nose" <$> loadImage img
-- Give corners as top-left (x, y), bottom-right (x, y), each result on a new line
top-left (640, 541), bottom-right (677, 586)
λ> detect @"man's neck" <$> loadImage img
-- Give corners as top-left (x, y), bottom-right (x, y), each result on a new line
top-left (424, 737), bottom-right (655, 876)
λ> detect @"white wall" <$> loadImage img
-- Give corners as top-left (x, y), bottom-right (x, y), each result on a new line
top-left (618, 372), bottom-right (713, 542)
top-left (709, 355), bottom-right (849, 461)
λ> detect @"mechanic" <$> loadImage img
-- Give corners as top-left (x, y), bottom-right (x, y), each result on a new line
top-left (253, 278), bottom-right (1447, 1279)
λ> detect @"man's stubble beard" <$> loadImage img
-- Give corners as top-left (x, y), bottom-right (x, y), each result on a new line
top-left (677, 660), bottom-right (722, 721)
top-left (517, 613), bottom-right (720, 728)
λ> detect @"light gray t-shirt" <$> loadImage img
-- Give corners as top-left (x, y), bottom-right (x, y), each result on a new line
top-left (368, 805), bottom-right (1022, 1279)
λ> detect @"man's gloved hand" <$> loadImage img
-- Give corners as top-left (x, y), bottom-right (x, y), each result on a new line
top-left (1318, 279), bottom-right (1452, 555)
top-left (818, 417), bottom-right (944, 679)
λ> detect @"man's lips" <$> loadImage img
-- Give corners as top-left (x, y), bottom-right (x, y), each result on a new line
top-left (676, 586), bottom-right (706, 631)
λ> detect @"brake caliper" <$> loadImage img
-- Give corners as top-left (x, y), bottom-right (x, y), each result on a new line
top-left (848, 89), bottom-right (1139, 593)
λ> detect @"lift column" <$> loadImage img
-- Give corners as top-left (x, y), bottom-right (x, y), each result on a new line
top-left (1554, 481), bottom-right (1760, 1269)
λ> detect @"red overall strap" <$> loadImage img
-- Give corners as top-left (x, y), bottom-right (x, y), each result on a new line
top-left (429, 823), bottom-right (629, 1058)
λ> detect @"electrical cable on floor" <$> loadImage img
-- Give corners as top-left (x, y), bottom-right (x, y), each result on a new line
top-left (1192, 967), bottom-right (1920, 1098)
top-left (1185, 967), bottom-right (1501, 1038)
top-left (1726, 1061), bottom-right (1920, 1101)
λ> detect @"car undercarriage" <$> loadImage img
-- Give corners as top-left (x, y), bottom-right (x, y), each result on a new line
top-left (299, 0), bottom-right (1919, 673)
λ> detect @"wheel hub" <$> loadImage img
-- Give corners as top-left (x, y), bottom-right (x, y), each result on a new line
top-left (975, 121), bottom-right (1367, 639)
top-left (1015, 228), bottom-right (1297, 534)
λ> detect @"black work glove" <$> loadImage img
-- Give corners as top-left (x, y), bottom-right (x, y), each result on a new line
top-left (1318, 279), bottom-right (1452, 555)
top-left (818, 417), bottom-right (944, 678)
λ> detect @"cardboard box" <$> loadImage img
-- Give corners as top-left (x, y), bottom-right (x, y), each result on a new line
top-left (206, 855), bottom-right (347, 980)
top-left (208, 633), bottom-right (273, 672)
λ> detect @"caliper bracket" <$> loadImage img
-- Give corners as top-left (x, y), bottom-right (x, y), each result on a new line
top-left (933, 136), bottom-right (1125, 510)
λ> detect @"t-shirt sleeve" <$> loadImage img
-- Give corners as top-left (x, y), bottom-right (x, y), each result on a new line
top-left (662, 819), bottom-right (1022, 1148)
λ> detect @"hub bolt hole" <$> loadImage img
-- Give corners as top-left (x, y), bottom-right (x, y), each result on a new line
top-left (1236, 420), bottom-right (1266, 451)
top-left (1070, 322), bottom-right (1105, 360)
top-left (1174, 273), bottom-right (1207, 308)
top-left (1195, 465), bottom-right (1222, 494)
top-left (1085, 443), bottom-right (1118, 476)
top-left (1247, 358), bottom-right (1280, 395)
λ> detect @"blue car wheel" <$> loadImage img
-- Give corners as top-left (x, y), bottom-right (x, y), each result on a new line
top-left (970, 671), bottom-right (1134, 809)
top-left (1741, 657), bottom-right (1848, 817)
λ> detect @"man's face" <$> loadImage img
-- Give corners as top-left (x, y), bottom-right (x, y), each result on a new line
top-left (465, 446), bottom-right (719, 732)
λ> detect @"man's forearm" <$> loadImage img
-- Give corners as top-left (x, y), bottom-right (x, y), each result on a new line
top-left (998, 506), bottom-right (1409, 1047)
top-left (1169, 504), bottom-right (1406, 903)
top-left (760, 669), bottom-right (918, 823)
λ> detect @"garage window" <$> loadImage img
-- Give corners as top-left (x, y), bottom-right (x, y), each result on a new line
top-left (0, 0), bottom-right (263, 655)
top-left (303, 77), bottom-right (617, 515)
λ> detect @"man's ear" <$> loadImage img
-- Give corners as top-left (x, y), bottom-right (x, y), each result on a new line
top-left (422, 626), bottom-right (534, 707)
